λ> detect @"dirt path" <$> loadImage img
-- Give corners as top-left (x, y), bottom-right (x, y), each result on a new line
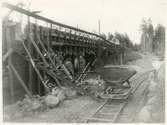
top-left (5, 96), bottom-right (105, 122)
top-left (116, 53), bottom-right (165, 123)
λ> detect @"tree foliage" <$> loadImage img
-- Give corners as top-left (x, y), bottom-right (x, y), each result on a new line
top-left (107, 32), bottom-right (113, 40)
top-left (114, 32), bottom-right (133, 48)
top-left (153, 24), bottom-right (165, 54)
top-left (140, 18), bottom-right (165, 55)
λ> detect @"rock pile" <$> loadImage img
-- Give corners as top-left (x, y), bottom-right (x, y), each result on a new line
top-left (80, 76), bottom-right (106, 97)
top-left (6, 87), bottom-right (78, 120)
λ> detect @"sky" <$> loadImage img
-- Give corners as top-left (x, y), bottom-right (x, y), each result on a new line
top-left (1, 0), bottom-right (166, 44)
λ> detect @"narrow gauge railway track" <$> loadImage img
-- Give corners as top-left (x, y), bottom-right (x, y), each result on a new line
top-left (85, 70), bottom-right (154, 123)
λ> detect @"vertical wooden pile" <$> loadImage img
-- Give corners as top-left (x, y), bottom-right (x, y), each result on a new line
top-left (2, 18), bottom-right (33, 106)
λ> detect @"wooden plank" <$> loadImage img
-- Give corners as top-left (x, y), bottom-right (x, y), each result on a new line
top-left (49, 23), bottom-right (52, 49)
top-left (2, 49), bottom-right (13, 62)
top-left (31, 19), bottom-right (40, 95)
top-left (112, 101), bottom-right (128, 122)
top-left (29, 35), bottom-right (49, 67)
top-left (9, 62), bottom-right (33, 99)
top-left (76, 62), bottom-right (91, 84)
top-left (52, 41), bottom-right (97, 48)
top-left (27, 16), bottom-right (33, 93)
top-left (35, 29), bottom-right (72, 81)
top-left (21, 40), bottom-right (49, 91)
top-left (35, 19), bottom-right (40, 95)
top-left (98, 112), bottom-right (115, 116)
top-left (85, 99), bottom-right (108, 123)
top-left (81, 58), bottom-right (97, 80)
top-left (103, 104), bottom-right (118, 108)
top-left (36, 34), bottom-right (56, 69)
top-left (8, 65), bottom-right (14, 103)
top-left (6, 27), bottom-right (14, 103)
top-left (85, 117), bottom-right (113, 122)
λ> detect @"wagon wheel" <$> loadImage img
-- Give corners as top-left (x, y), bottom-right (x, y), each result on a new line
top-left (64, 58), bottom-right (74, 78)
top-left (74, 57), bottom-right (80, 74)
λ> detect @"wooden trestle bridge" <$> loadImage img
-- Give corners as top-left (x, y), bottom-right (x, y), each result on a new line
top-left (2, 3), bottom-right (125, 104)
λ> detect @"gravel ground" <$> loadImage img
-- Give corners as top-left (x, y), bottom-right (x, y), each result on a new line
top-left (4, 96), bottom-right (105, 122)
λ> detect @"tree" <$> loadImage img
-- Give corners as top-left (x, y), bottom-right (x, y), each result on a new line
top-left (153, 24), bottom-right (165, 55)
top-left (140, 19), bottom-right (147, 33)
top-left (114, 32), bottom-right (124, 45)
top-left (133, 44), bottom-right (140, 51)
top-left (147, 18), bottom-right (154, 37)
top-left (114, 32), bottom-right (133, 48)
top-left (140, 18), bottom-right (154, 53)
top-left (107, 32), bottom-right (113, 40)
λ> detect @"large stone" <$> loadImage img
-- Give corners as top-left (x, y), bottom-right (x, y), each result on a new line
top-left (57, 90), bottom-right (66, 102)
top-left (31, 100), bottom-right (42, 111)
top-left (44, 95), bottom-right (59, 108)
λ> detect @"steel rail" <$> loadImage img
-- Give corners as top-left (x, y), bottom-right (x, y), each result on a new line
top-left (112, 72), bottom-right (150, 122)
top-left (85, 70), bottom-right (153, 123)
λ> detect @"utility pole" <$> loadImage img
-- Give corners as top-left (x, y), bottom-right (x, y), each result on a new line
top-left (98, 20), bottom-right (101, 35)
top-left (97, 20), bottom-right (101, 61)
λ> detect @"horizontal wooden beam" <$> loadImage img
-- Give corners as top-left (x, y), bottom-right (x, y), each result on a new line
top-left (52, 42), bottom-right (97, 48)
top-left (85, 117), bottom-right (113, 122)
top-left (3, 3), bottom-right (100, 39)
top-left (9, 62), bottom-right (33, 99)
top-left (2, 2), bottom-right (123, 48)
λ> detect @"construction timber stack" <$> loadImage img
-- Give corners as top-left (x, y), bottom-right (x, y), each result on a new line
top-left (2, 3), bottom-right (125, 105)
